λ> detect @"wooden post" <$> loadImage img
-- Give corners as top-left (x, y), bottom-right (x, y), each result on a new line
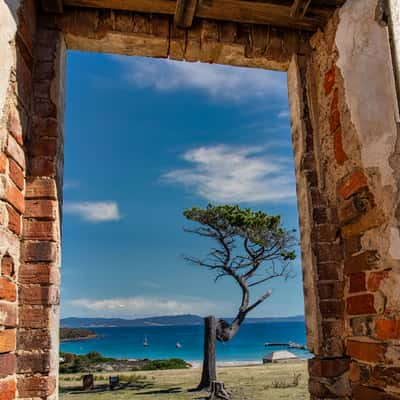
top-left (82, 374), bottom-right (94, 390)
top-left (197, 315), bottom-right (217, 390)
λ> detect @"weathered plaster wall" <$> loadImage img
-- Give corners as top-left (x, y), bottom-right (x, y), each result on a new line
top-left (299, 0), bottom-right (400, 398)
top-left (0, 1), bottom-right (21, 123)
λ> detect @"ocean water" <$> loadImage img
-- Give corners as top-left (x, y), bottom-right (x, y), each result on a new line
top-left (60, 322), bottom-right (311, 362)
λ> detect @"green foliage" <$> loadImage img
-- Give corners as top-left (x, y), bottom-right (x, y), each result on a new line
top-left (60, 328), bottom-right (97, 341)
top-left (183, 204), bottom-right (296, 260)
top-left (134, 359), bottom-right (189, 371)
top-left (59, 352), bottom-right (113, 374)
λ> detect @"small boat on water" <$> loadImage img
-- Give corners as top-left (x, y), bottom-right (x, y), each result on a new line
top-left (176, 341), bottom-right (182, 348)
top-left (143, 336), bottom-right (148, 347)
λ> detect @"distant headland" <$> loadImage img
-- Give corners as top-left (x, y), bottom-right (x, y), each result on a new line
top-left (61, 314), bottom-right (305, 328)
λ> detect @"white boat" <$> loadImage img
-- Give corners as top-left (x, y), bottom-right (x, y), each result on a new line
top-left (176, 341), bottom-right (182, 348)
top-left (143, 336), bottom-right (148, 347)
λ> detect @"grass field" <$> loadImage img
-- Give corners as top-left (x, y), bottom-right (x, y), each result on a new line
top-left (60, 361), bottom-right (309, 400)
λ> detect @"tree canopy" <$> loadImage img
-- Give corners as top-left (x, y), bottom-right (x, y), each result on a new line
top-left (183, 204), bottom-right (297, 342)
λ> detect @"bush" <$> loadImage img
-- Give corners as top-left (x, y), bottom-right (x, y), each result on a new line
top-left (138, 358), bottom-right (189, 371)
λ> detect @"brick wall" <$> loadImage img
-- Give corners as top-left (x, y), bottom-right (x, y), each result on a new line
top-left (1, 1), bottom-right (399, 399)
top-left (0, 1), bottom-right (36, 399)
top-left (297, 1), bottom-right (400, 398)
top-left (17, 14), bottom-right (65, 400)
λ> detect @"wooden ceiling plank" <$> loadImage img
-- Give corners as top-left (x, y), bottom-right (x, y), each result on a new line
top-left (175, 0), bottom-right (199, 28)
top-left (42, 0), bottom-right (63, 12)
top-left (63, 0), bottom-right (328, 30)
top-left (290, 0), bottom-right (312, 17)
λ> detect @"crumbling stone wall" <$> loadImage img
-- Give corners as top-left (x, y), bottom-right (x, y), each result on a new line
top-left (0, 0), bottom-right (400, 399)
top-left (289, 0), bottom-right (400, 398)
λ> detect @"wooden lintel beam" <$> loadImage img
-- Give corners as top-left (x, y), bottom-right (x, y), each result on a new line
top-left (290, 0), bottom-right (312, 18)
top-left (63, 0), bottom-right (331, 31)
top-left (42, 0), bottom-right (63, 13)
top-left (175, 0), bottom-right (198, 28)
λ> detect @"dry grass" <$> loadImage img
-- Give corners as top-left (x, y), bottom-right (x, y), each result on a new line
top-left (60, 361), bottom-right (309, 400)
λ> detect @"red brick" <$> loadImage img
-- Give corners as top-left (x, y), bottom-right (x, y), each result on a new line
top-left (313, 224), bottom-right (337, 242)
top-left (20, 285), bottom-right (59, 305)
top-left (8, 159), bottom-right (24, 190)
top-left (19, 306), bottom-right (50, 328)
top-left (7, 107), bottom-right (23, 145)
top-left (324, 67), bottom-right (335, 95)
top-left (317, 262), bottom-right (340, 280)
top-left (0, 329), bottom-right (16, 353)
top-left (376, 320), bottom-right (400, 340)
top-left (0, 303), bottom-right (17, 327)
top-left (0, 278), bottom-right (16, 302)
top-left (367, 270), bottom-right (390, 292)
top-left (1, 256), bottom-right (14, 278)
top-left (25, 199), bottom-right (58, 219)
top-left (0, 153), bottom-right (7, 174)
top-left (21, 241), bottom-right (57, 262)
top-left (333, 128), bottom-right (348, 165)
top-left (17, 352), bottom-right (50, 373)
top-left (6, 205), bottom-right (20, 236)
top-left (17, 375), bottom-right (56, 398)
top-left (337, 171), bottom-right (368, 200)
top-left (320, 300), bottom-right (344, 318)
top-left (347, 294), bottom-right (376, 315)
top-left (5, 183), bottom-right (24, 214)
top-left (342, 207), bottom-right (386, 239)
top-left (315, 242), bottom-right (343, 263)
top-left (0, 377), bottom-right (16, 400)
top-left (29, 156), bottom-right (57, 177)
top-left (353, 384), bottom-right (398, 400)
top-left (349, 272), bottom-right (366, 293)
top-left (18, 329), bottom-right (51, 351)
top-left (318, 281), bottom-right (343, 299)
top-left (344, 236), bottom-right (362, 257)
top-left (309, 357), bottom-right (349, 378)
top-left (322, 319), bottom-right (345, 339)
top-left (0, 354), bottom-right (16, 378)
top-left (26, 177), bottom-right (57, 199)
top-left (349, 362), bottom-right (360, 382)
top-left (32, 117), bottom-right (58, 137)
top-left (29, 137), bottom-right (58, 157)
top-left (344, 251), bottom-right (380, 274)
top-left (23, 219), bottom-right (58, 241)
top-left (347, 340), bottom-right (386, 363)
top-left (19, 263), bottom-right (59, 285)
top-left (6, 134), bottom-right (25, 170)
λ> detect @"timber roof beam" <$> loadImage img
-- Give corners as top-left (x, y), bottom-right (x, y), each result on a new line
top-left (62, 0), bottom-right (346, 31)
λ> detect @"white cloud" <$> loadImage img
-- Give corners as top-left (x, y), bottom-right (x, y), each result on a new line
top-left (68, 296), bottom-right (230, 318)
top-left (64, 201), bottom-right (121, 222)
top-left (163, 145), bottom-right (296, 203)
top-left (117, 57), bottom-right (286, 101)
top-left (277, 110), bottom-right (290, 119)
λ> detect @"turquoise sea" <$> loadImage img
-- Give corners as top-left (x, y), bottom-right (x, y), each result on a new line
top-left (60, 322), bottom-right (311, 362)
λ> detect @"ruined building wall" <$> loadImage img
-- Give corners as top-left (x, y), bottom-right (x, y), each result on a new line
top-left (289, 0), bottom-right (400, 398)
top-left (1, 0), bottom-right (400, 399)
top-left (0, 1), bottom-right (65, 399)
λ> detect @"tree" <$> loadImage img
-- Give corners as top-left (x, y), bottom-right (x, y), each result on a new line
top-left (183, 204), bottom-right (297, 390)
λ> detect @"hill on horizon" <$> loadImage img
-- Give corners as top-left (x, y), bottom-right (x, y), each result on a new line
top-left (61, 314), bottom-right (305, 328)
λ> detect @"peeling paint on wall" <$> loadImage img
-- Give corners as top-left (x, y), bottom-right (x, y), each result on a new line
top-left (0, 1), bottom-right (20, 120)
top-left (336, 0), bottom-right (399, 190)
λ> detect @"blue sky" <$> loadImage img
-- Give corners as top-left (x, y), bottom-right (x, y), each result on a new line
top-left (61, 51), bottom-right (304, 319)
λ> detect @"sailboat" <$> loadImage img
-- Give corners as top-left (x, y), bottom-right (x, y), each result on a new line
top-left (143, 336), bottom-right (148, 347)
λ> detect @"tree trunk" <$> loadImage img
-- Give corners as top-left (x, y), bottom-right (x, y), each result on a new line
top-left (197, 316), bottom-right (217, 390)
top-left (209, 381), bottom-right (231, 400)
